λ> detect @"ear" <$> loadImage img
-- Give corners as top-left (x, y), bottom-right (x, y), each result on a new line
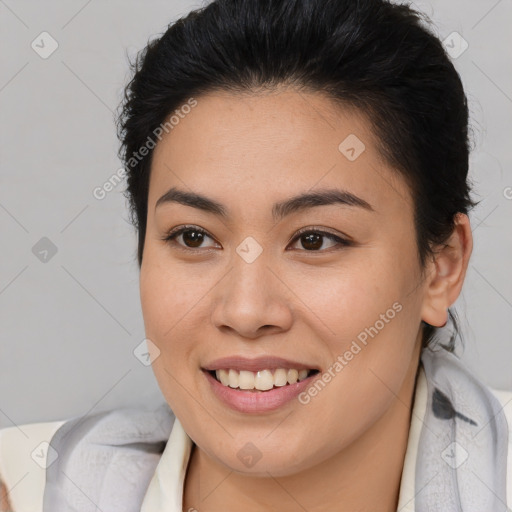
top-left (420, 213), bottom-right (473, 327)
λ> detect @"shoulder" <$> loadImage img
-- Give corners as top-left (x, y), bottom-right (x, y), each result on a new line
top-left (489, 385), bottom-right (512, 434)
top-left (0, 404), bottom-right (175, 512)
top-left (0, 419), bottom-right (67, 512)
top-left (488, 386), bottom-right (512, 506)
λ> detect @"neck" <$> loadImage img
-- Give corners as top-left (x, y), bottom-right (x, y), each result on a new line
top-left (183, 339), bottom-right (422, 512)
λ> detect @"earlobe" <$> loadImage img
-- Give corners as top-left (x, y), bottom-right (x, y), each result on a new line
top-left (420, 213), bottom-right (473, 327)
top-left (421, 292), bottom-right (449, 328)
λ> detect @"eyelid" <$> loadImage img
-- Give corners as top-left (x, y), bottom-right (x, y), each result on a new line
top-left (290, 226), bottom-right (352, 243)
top-left (287, 226), bottom-right (352, 252)
top-left (161, 224), bottom-right (352, 252)
top-left (161, 225), bottom-right (219, 252)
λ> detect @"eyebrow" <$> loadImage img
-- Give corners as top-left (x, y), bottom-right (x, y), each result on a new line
top-left (155, 186), bottom-right (374, 222)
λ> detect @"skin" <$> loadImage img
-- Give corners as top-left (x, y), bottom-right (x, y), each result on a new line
top-left (139, 86), bottom-right (473, 511)
top-left (0, 480), bottom-right (11, 512)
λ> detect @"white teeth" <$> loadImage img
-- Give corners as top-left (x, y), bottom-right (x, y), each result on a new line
top-left (254, 370), bottom-right (274, 391)
top-left (217, 369), bottom-right (230, 386)
top-left (238, 370), bottom-right (255, 389)
top-left (213, 368), bottom-right (314, 390)
top-left (228, 369), bottom-right (239, 388)
top-left (273, 368), bottom-right (288, 387)
top-left (287, 369), bottom-right (298, 384)
top-left (298, 369), bottom-right (309, 381)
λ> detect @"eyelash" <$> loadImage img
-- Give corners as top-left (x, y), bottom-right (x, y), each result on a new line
top-left (161, 225), bottom-right (352, 253)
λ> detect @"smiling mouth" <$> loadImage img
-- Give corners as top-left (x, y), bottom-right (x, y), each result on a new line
top-left (207, 368), bottom-right (320, 392)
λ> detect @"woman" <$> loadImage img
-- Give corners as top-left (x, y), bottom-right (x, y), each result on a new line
top-left (1, 0), bottom-right (510, 510)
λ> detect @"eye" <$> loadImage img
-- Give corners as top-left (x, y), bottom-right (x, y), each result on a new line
top-left (162, 225), bottom-right (351, 253)
top-left (161, 225), bottom-right (219, 251)
top-left (288, 227), bottom-right (352, 252)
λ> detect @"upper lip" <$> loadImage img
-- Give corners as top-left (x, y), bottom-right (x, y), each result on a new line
top-left (202, 356), bottom-right (319, 373)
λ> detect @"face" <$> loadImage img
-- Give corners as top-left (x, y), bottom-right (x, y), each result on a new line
top-left (140, 87), bottom-right (428, 477)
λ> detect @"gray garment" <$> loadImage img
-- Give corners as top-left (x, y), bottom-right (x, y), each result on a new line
top-left (416, 347), bottom-right (509, 511)
top-left (43, 346), bottom-right (509, 511)
top-left (43, 403), bottom-right (174, 511)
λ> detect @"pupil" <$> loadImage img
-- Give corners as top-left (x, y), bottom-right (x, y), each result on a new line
top-left (302, 233), bottom-right (322, 250)
top-left (183, 230), bottom-right (204, 247)
top-left (182, 231), bottom-right (324, 250)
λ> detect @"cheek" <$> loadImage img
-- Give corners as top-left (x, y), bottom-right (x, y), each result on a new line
top-left (139, 255), bottom-right (212, 389)
top-left (140, 255), bottom-right (204, 337)
top-left (312, 263), bottom-right (421, 415)
top-left (140, 260), bottom-right (198, 411)
top-left (140, 266), bottom-right (168, 339)
top-left (292, 251), bottom-right (421, 393)
top-left (292, 254), bottom-right (409, 338)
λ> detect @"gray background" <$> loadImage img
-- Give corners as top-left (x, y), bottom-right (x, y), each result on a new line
top-left (0, 0), bottom-right (511, 429)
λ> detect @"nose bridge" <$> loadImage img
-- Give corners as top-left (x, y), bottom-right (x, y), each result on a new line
top-left (211, 237), bottom-right (292, 336)
top-left (229, 236), bottom-right (275, 304)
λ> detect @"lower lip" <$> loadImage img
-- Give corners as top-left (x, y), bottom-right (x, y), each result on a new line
top-left (203, 370), bottom-right (318, 413)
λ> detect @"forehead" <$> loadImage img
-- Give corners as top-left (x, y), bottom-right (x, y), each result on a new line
top-left (149, 89), bottom-right (412, 218)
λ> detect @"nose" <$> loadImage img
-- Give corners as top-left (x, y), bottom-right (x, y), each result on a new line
top-left (210, 251), bottom-right (294, 340)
